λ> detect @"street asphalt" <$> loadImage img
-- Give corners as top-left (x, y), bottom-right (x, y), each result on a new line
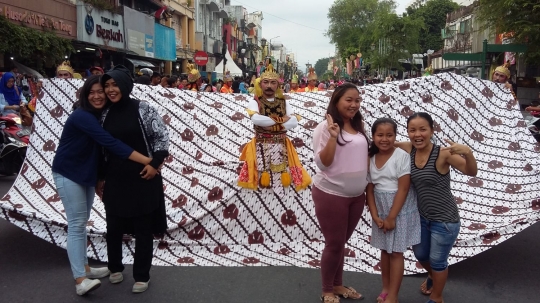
top-left (0, 174), bottom-right (538, 303)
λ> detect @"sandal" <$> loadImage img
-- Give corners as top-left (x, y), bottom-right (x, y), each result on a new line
top-left (335, 286), bottom-right (364, 300)
top-left (420, 277), bottom-right (433, 295)
top-left (377, 293), bottom-right (388, 303)
top-left (321, 294), bottom-right (340, 303)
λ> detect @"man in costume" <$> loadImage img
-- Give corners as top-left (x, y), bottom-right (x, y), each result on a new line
top-left (289, 74), bottom-right (303, 93)
top-left (238, 69), bottom-right (311, 192)
top-left (186, 63), bottom-right (202, 92)
top-left (220, 71), bottom-right (233, 93)
top-left (304, 68), bottom-right (318, 92)
top-left (56, 61), bottom-right (74, 79)
top-left (492, 61), bottom-right (517, 99)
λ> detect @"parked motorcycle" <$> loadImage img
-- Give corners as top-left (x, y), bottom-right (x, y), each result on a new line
top-left (0, 115), bottom-right (29, 176)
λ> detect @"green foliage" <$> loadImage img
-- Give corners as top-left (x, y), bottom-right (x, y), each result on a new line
top-left (476, 0), bottom-right (540, 64)
top-left (405, 0), bottom-right (459, 52)
top-left (327, 0), bottom-right (423, 70)
top-left (0, 16), bottom-right (74, 71)
top-left (314, 57), bottom-right (331, 77)
top-left (82, 0), bottom-right (115, 12)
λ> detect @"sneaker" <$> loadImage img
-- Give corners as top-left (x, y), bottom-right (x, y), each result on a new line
top-left (132, 280), bottom-right (150, 293)
top-left (109, 272), bottom-right (124, 284)
top-left (86, 267), bottom-right (110, 279)
top-left (75, 278), bottom-right (101, 296)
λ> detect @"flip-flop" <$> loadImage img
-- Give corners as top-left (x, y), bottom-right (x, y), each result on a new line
top-left (377, 292), bottom-right (388, 303)
top-left (421, 277), bottom-right (433, 295)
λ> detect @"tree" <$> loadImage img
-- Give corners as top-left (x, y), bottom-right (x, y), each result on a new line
top-left (314, 57), bottom-right (331, 77)
top-left (327, 0), bottom-right (423, 72)
top-left (404, 0), bottom-right (460, 53)
top-left (476, 0), bottom-right (540, 63)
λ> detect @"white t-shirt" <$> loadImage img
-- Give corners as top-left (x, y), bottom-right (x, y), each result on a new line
top-left (368, 148), bottom-right (410, 191)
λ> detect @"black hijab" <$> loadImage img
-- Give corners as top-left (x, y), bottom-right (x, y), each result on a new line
top-left (100, 65), bottom-right (134, 104)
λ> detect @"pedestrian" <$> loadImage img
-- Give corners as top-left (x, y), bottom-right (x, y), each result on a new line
top-left (51, 75), bottom-right (152, 296)
top-left (312, 83), bottom-right (368, 302)
top-left (150, 72), bottom-right (161, 86)
top-left (98, 65), bottom-right (169, 293)
top-left (0, 72), bottom-right (25, 115)
top-left (366, 118), bottom-right (420, 303)
top-left (160, 76), bottom-right (169, 88)
top-left (396, 112), bottom-right (477, 303)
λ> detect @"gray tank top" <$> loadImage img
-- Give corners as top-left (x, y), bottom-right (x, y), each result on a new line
top-left (410, 145), bottom-right (459, 222)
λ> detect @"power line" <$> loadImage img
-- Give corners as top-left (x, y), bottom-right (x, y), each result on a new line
top-left (230, 0), bottom-right (326, 32)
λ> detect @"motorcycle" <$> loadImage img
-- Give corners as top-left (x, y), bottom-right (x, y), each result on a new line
top-left (0, 114), bottom-right (29, 176)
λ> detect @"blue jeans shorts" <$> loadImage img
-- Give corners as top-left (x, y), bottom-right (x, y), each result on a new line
top-left (412, 216), bottom-right (460, 272)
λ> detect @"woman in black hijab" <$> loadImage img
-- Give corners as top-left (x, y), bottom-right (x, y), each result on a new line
top-left (97, 65), bottom-right (169, 293)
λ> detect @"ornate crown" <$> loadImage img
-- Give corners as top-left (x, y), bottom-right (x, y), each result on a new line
top-left (307, 67), bottom-right (317, 81)
top-left (291, 74), bottom-right (299, 84)
top-left (56, 60), bottom-right (74, 75)
top-left (495, 61), bottom-right (511, 78)
top-left (186, 63), bottom-right (201, 83)
top-left (260, 70), bottom-right (280, 81)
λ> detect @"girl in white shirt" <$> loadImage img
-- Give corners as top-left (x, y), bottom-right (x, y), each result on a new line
top-left (366, 118), bottom-right (420, 303)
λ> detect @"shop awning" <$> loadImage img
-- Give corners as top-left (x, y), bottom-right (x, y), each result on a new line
top-left (126, 58), bottom-right (155, 68)
top-left (12, 61), bottom-right (44, 79)
top-left (218, 10), bottom-right (228, 18)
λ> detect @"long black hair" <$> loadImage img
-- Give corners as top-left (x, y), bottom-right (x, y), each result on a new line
top-left (72, 75), bottom-right (107, 115)
top-left (325, 82), bottom-right (368, 146)
top-left (368, 118), bottom-right (397, 157)
top-left (406, 112), bottom-right (434, 130)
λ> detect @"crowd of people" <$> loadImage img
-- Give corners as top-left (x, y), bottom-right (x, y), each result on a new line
top-left (0, 59), bottom-right (521, 303)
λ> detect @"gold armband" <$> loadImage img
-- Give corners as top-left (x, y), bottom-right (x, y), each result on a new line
top-left (245, 108), bottom-right (257, 118)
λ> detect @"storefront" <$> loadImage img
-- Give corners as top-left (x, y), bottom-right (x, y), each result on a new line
top-left (73, 1), bottom-right (131, 75)
top-left (0, 0), bottom-right (77, 75)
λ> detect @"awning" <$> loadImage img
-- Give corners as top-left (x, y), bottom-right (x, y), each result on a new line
top-left (218, 10), bottom-right (228, 18)
top-left (126, 58), bottom-right (155, 68)
top-left (12, 61), bottom-right (44, 79)
top-left (207, 1), bottom-right (219, 12)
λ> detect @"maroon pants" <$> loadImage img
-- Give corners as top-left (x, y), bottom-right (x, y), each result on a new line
top-left (312, 186), bottom-right (365, 293)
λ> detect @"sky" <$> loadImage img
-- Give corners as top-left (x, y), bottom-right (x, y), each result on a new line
top-left (229, 0), bottom-right (411, 71)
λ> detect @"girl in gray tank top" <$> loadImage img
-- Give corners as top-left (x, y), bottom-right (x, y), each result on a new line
top-left (395, 112), bottom-right (478, 303)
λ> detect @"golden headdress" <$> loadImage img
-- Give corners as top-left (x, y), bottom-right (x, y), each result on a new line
top-left (224, 70), bottom-right (233, 82)
top-left (307, 67), bottom-right (317, 81)
top-left (187, 63), bottom-right (201, 83)
top-left (56, 60), bottom-right (74, 76)
top-left (423, 64), bottom-right (433, 76)
top-left (255, 71), bottom-right (284, 99)
top-left (291, 74), bottom-right (299, 84)
top-left (494, 61), bottom-right (511, 78)
top-left (73, 73), bottom-right (83, 79)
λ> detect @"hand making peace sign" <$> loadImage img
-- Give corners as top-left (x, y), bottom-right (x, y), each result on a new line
top-left (326, 114), bottom-right (340, 138)
top-left (441, 139), bottom-right (472, 156)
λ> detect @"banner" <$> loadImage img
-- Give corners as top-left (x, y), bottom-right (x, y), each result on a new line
top-left (155, 23), bottom-right (176, 61)
top-left (1, 74), bottom-right (539, 273)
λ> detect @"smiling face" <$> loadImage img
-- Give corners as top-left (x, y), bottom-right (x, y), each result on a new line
top-left (373, 123), bottom-right (396, 153)
top-left (335, 88), bottom-right (361, 120)
top-left (407, 116), bottom-right (434, 150)
top-left (88, 83), bottom-right (107, 110)
top-left (104, 78), bottom-right (122, 103)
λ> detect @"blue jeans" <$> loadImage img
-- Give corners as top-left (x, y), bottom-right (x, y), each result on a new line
top-left (52, 172), bottom-right (95, 279)
top-left (412, 216), bottom-right (460, 272)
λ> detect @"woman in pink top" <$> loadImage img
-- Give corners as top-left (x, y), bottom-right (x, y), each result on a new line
top-left (312, 83), bottom-right (369, 303)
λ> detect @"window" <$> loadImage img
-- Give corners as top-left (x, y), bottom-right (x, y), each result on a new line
top-left (460, 19), bottom-right (471, 33)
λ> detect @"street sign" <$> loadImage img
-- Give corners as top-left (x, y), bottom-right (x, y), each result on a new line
top-left (194, 51), bottom-right (209, 66)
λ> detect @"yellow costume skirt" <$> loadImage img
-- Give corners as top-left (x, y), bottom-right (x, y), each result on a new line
top-left (238, 137), bottom-right (311, 191)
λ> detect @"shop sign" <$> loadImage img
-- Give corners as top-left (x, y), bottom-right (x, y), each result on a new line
top-left (76, 2), bottom-right (125, 49)
top-left (124, 6), bottom-right (154, 58)
top-left (0, 5), bottom-right (75, 38)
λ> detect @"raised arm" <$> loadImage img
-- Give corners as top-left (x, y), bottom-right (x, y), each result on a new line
top-left (441, 139), bottom-right (477, 176)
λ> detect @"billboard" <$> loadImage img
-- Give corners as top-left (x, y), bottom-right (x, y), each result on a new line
top-left (123, 6), bottom-right (154, 58)
top-left (155, 24), bottom-right (176, 61)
